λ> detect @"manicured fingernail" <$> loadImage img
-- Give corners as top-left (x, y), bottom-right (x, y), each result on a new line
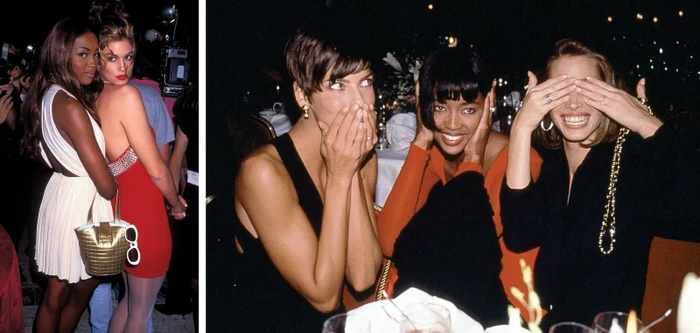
top-left (640, 78), bottom-right (646, 85)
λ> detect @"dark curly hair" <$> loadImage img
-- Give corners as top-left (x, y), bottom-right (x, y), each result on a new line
top-left (20, 16), bottom-right (102, 159)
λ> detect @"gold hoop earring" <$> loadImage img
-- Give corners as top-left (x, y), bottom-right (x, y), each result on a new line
top-left (302, 105), bottom-right (310, 119)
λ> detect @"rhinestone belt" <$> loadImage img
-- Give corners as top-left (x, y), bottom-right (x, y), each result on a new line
top-left (109, 147), bottom-right (138, 176)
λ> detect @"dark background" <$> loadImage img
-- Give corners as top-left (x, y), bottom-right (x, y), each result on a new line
top-left (208, 0), bottom-right (699, 117)
top-left (1, 0), bottom-right (199, 79)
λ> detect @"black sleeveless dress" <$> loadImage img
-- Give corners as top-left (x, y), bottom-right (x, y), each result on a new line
top-left (233, 133), bottom-right (344, 333)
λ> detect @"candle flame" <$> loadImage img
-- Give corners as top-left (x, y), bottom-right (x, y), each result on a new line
top-left (626, 310), bottom-right (638, 333)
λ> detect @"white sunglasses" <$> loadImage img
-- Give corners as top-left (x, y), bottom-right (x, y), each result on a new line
top-left (125, 225), bottom-right (141, 266)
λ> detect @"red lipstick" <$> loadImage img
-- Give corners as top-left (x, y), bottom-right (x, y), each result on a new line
top-left (116, 75), bottom-right (128, 80)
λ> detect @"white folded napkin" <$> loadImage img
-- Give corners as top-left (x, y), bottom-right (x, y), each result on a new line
top-left (677, 272), bottom-right (700, 333)
top-left (386, 113), bottom-right (417, 152)
top-left (347, 287), bottom-right (484, 333)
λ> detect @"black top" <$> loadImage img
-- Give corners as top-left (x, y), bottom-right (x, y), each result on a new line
top-left (500, 124), bottom-right (700, 329)
top-left (393, 171), bottom-right (510, 328)
top-left (233, 133), bottom-right (344, 333)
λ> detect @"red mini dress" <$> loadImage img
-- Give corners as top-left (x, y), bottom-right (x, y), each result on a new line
top-left (109, 146), bottom-right (172, 278)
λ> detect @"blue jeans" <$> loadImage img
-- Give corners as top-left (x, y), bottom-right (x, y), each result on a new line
top-left (89, 281), bottom-right (154, 333)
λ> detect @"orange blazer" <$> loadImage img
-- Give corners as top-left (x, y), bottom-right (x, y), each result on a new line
top-left (375, 143), bottom-right (543, 321)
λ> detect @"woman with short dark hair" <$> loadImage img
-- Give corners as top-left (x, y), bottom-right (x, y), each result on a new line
top-left (233, 13), bottom-right (382, 332)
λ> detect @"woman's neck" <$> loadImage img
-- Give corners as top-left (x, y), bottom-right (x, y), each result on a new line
top-left (563, 141), bottom-right (591, 204)
top-left (288, 116), bottom-right (325, 176)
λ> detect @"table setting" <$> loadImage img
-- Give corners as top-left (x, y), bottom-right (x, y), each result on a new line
top-left (321, 259), bottom-right (700, 333)
top-left (341, 287), bottom-right (484, 333)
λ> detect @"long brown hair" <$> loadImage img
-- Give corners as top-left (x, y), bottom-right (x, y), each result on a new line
top-left (535, 38), bottom-right (626, 149)
top-left (20, 17), bottom-right (102, 159)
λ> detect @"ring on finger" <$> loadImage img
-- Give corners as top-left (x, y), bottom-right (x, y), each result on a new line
top-left (489, 106), bottom-right (496, 113)
top-left (601, 96), bottom-right (606, 105)
top-left (545, 94), bottom-right (553, 104)
top-left (366, 136), bottom-right (371, 141)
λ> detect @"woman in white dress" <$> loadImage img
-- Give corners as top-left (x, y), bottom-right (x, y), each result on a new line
top-left (20, 17), bottom-right (118, 333)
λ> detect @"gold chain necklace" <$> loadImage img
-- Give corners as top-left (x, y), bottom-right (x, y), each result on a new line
top-left (598, 98), bottom-right (653, 254)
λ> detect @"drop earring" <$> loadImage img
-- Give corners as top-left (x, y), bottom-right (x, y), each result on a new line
top-left (302, 105), bottom-right (310, 119)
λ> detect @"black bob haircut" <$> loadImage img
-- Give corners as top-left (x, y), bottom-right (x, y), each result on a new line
top-left (419, 47), bottom-right (492, 131)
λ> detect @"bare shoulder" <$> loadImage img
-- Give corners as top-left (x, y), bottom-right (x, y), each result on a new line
top-left (53, 91), bottom-right (89, 124)
top-left (102, 84), bottom-right (141, 104)
top-left (237, 144), bottom-right (288, 190)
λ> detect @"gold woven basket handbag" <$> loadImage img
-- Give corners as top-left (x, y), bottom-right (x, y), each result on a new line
top-left (74, 190), bottom-right (135, 276)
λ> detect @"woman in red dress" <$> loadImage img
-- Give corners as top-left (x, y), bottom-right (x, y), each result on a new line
top-left (89, 1), bottom-right (187, 332)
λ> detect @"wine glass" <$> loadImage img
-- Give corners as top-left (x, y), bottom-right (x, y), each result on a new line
top-left (593, 311), bottom-right (644, 333)
top-left (549, 322), bottom-right (596, 333)
top-left (399, 302), bottom-right (451, 333)
top-left (322, 313), bottom-right (371, 333)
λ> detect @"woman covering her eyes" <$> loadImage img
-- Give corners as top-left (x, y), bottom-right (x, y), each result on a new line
top-left (233, 13), bottom-right (382, 332)
top-left (376, 47), bottom-right (544, 327)
top-left (501, 38), bottom-right (700, 329)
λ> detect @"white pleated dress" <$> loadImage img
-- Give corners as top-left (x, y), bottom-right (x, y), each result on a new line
top-left (35, 85), bottom-right (114, 283)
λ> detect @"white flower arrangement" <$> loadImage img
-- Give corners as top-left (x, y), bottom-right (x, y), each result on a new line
top-left (376, 49), bottom-right (424, 117)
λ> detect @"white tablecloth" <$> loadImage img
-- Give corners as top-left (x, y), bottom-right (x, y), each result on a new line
top-left (375, 147), bottom-right (409, 207)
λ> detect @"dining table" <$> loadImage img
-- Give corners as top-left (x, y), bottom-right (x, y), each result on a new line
top-left (0, 224), bottom-right (24, 331)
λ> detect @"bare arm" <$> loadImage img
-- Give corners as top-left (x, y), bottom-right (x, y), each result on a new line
top-left (236, 103), bottom-right (369, 312)
top-left (53, 93), bottom-right (117, 199)
top-left (168, 125), bottom-right (188, 193)
top-left (158, 143), bottom-right (171, 165)
top-left (119, 87), bottom-right (185, 214)
top-left (346, 153), bottom-right (382, 291)
top-left (236, 153), bottom-right (353, 312)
